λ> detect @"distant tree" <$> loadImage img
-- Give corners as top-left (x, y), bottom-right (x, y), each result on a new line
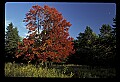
top-left (111, 17), bottom-right (116, 44)
top-left (67, 26), bottom-right (98, 65)
top-left (16, 5), bottom-right (75, 65)
top-left (5, 22), bottom-right (20, 62)
top-left (112, 16), bottom-right (116, 45)
top-left (110, 17), bottom-right (116, 66)
top-left (94, 24), bottom-right (116, 66)
top-left (112, 17), bottom-right (116, 28)
top-left (99, 24), bottom-right (112, 38)
top-left (67, 17), bottom-right (116, 67)
top-left (99, 24), bottom-right (113, 57)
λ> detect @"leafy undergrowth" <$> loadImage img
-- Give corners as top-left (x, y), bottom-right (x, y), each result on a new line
top-left (5, 62), bottom-right (73, 78)
top-left (5, 62), bottom-right (115, 78)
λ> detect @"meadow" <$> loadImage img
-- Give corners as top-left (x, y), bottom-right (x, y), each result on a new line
top-left (5, 62), bottom-right (116, 78)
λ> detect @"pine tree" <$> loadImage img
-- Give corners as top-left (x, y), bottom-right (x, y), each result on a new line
top-left (5, 22), bottom-right (20, 62)
top-left (67, 26), bottom-right (98, 65)
top-left (96, 24), bottom-right (115, 66)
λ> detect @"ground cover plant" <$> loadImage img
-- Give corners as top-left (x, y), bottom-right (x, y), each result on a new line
top-left (5, 62), bottom-right (115, 78)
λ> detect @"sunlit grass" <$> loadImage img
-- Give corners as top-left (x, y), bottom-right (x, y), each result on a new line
top-left (5, 62), bottom-right (74, 78)
top-left (5, 62), bottom-right (115, 78)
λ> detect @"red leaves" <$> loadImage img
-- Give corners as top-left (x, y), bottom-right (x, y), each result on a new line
top-left (32, 5), bottom-right (41, 11)
top-left (46, 39), bottom-right (52, 46)
top-left (32, 5), bottom-right (38, 9)
top-left (16, 4), bottom-right (75, 63)
top-left (44, 5), bottom-right (49, 9)
top-left (26, 15), bottom-right (32, 20)
top-left (67, 22), bottom-right (72, 27)
top-left (29, 27), bottom-right (36, 31)
top-left (23, 17), bottom-right (29, 22)
top-left (29, 39), bottom-right (34, 44)
top-left (33, 17), bottom-right (36, 20)
top-left (30, 9), bottom-right (35, 13)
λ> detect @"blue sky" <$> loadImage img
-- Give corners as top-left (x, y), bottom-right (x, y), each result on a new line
top-left (5, 2), bottom-right (116, 39)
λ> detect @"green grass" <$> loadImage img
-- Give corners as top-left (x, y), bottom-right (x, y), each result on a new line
top-left (5, 62), bottom-right (74, 78)
top-left (5, 62), bottom-right (115, 78)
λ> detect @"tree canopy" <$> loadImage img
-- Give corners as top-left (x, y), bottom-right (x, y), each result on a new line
top-left (16, 5), bottom-right (75, 63)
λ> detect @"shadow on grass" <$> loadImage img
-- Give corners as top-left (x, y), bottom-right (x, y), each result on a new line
top-left (43, 64), bottom-right (116, 78)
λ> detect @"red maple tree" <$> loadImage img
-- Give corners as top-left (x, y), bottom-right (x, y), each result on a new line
top-left (16, 5), bottom-right (75, 63)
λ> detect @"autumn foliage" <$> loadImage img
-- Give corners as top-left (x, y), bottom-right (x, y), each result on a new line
top-left (16, 5), bottom-right (75, 63)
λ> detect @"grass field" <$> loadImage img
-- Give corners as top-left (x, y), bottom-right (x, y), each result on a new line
top-left (5, 62), bottom-right (116, 78)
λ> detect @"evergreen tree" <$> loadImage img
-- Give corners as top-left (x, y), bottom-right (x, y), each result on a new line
top-left (111, 17), bottom-right (116, 66)
top-left (67, 18), bottom-right (116, 67)
top-left (67, 26), bottom-right (98, 65)
top-left (99, 24), bottom-right (112, 38)
top-left (95, 24), bottom-right (115, 66)
top-left (5, 22), bottom-right (20, 62)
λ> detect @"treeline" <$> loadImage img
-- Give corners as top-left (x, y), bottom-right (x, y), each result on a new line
top-left (5, 17), bottom-right (116, 67)
top-left (67, 17), bottom-right (116, 67)
top-left (5, 5), bottom-right (116, 67)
